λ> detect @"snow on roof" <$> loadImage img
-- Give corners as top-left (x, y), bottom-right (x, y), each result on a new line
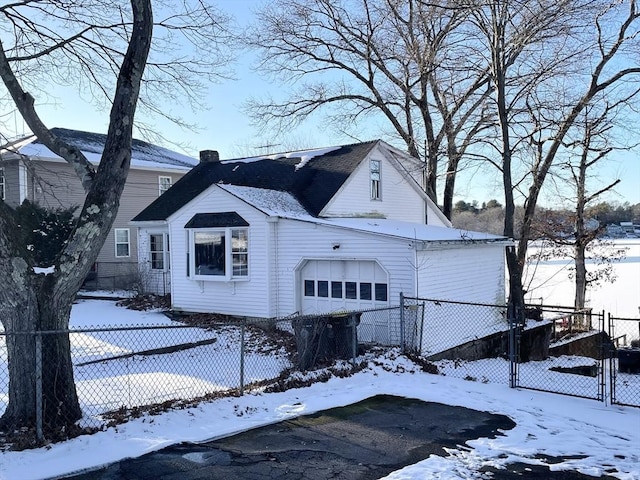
top-left (221, 146), bottom-right (342, 170)
top-left (219, 184), bottom-right (311, 218)
top-left (222, 185), bottom-right (508, 244)
top-left (10, 130), bottom-right (197, 171)
top-left (320, 217), bottom-right (509, 243)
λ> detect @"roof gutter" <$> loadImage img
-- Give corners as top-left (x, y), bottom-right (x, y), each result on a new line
top-left (413, 238), bottom-right (514, 251)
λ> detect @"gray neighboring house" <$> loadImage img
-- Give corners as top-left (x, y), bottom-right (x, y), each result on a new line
top-left (0, 128), bottom-right (197, 291)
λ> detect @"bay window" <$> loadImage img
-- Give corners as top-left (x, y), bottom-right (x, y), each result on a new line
top-left (191, 228), bottom-right (248, 280)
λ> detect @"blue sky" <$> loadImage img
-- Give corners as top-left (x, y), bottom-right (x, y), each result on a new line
top-left (4, 0), bottom-right (639, 207)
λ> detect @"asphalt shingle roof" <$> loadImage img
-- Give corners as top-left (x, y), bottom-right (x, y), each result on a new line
top-left (132, 140), bottom-right (380, 222)
top-left (30, 128), bottom-right (197, 168)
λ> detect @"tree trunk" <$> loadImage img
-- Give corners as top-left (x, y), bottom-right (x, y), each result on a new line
top-left (0, 0), bottom-right (153, 439)
top-left (1, 274), bottom-right (82, 433)
top-left (574, 243), bottom-right (587, 310)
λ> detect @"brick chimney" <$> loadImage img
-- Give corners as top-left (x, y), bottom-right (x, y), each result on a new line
top-left (199, 150), bottom-right (220, 163)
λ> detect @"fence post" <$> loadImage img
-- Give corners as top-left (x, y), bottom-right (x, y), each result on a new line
top-left (508, 303), bottom-right (517, 389)
top-left (399, 292), bottom-right (405, 353)
top-left (35, 331), bottom-right (44, 443)
top-left (351, 313), bottom-right (357, 364)
top-left (599, 310), bottom-right (606, 404)
top-left (239, 319), bottom-right (245, 395)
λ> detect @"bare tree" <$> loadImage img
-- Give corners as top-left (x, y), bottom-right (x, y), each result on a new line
top-left (0, 0), bottom-right (232, 439)
top-left (245, 0), bottom-right (492, 218)
top-left (470, 0), bottom-right (640, 315)
top-left (531, 105), bottom-right (632, 309)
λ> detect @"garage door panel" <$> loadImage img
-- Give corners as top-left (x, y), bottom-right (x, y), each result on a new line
top-left (300, 260), bottom-right (389, 315)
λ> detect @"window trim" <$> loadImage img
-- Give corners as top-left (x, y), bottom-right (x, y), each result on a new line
top-left (114, 228), bottom-right (131, 258)
top-left (189, 227), bottom-right (249, 281)
top-left (158, 175), bottom-right (172, 196)
top-left (149, 233), bottom-right (170, 271)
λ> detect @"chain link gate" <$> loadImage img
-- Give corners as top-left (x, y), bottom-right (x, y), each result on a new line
top-left (608, 314), bottom-right (640, 407)
top-left (511, 307), bottom-right (607, 401)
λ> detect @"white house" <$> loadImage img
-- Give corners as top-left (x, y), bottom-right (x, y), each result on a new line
top-left (132, 140), bottom-right (511, 346)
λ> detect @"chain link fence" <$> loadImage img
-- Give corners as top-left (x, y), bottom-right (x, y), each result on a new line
top-left (400, 296), bottom-right (511, 384)
top-left (399, 297), bottom-right (636, 406)
top-left (1, 317), bottom-right (295, 440)
top-left (1, 299), bottom-right (638, 448)
top-left (0, 306), bottom-right (402, 443)
top-left (513, 305), bottom-right (607, 401)
top-left (609, 314), bottom-right (640, 407)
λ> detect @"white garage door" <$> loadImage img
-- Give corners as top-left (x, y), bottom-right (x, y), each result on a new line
top-left (299, 260), bottom-right (389, 314)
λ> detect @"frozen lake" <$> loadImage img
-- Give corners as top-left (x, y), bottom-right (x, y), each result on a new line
top-left (524, 238), bottom-right (640, 318)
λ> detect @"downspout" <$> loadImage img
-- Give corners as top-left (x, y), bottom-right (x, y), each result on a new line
top-left (267, 216), bottom-right (279, 318)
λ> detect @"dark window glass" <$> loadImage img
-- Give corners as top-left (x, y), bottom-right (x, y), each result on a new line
top-left (150, 234), bottom-right (164, 270)
top-left (345, 282), bottom-right (357, 299)
top-left (304, 280), bottom-right (315, 297)
top-left (375, 283), bottom-right (388, 301)
top-left (331, 281), bottom-right (343, 298)
top-left (360, 282), bottom-right (372, 300)
top-left (318, 281), bottom-right (329, 297)
top-left (194, 231), bottom-right (225, 276)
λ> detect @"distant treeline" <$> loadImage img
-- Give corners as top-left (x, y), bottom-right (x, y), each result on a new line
top-left (452, 200), bottom-right (640, 238)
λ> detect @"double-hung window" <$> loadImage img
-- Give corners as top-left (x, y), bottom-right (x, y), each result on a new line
top-left (115, 228), bottom-right (130, 258)
top-left (370, 159), bottom-right (381, 200)
top-left (150, 233), bottom-right (170, 270)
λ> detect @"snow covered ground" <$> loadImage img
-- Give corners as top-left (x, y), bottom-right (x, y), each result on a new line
top-left (1, 300), bottom-right (640, 480)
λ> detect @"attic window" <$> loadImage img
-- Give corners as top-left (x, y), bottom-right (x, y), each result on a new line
top-left (370, 159), bottom-right (381, 200)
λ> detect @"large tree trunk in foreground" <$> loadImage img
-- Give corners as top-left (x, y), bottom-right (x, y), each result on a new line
top-left (2, 282), bottom-right (81, 432)
top-left (0, 0), bottom-right (153, 439)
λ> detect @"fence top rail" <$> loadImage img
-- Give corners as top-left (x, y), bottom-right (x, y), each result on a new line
top-left (402, 296), bottom-right (506, 309)
top-left (528, 303), bottom-right (601, 314)
top-left (0, 323), bottom-right (230, 336)
top-left (608, 315), bottom-right (640, 322)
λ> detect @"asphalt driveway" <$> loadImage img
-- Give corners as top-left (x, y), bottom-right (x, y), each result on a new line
top-left (60, 395), bottom-right (614, 480)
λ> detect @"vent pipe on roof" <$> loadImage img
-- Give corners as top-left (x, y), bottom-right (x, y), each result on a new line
top-left (200, 150), bottom-right (220, 163)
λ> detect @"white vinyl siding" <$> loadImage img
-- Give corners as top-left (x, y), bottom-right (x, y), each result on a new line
top-left (272, 219), bottom-right (416, 317)
top-left (164, 183), bottom-right (506, 327)
top-left (322, 150), bottom-right (426, 223)
top-left (416, 244), bottom-right (506, 304)
top-left (168, 186), bottom-right (271, 318)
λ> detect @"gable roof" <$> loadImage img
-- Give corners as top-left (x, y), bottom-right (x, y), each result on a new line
top-left (2, 128), bottom-right (198, 170)
top-left (132, 140), bottom-right (380, 222)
